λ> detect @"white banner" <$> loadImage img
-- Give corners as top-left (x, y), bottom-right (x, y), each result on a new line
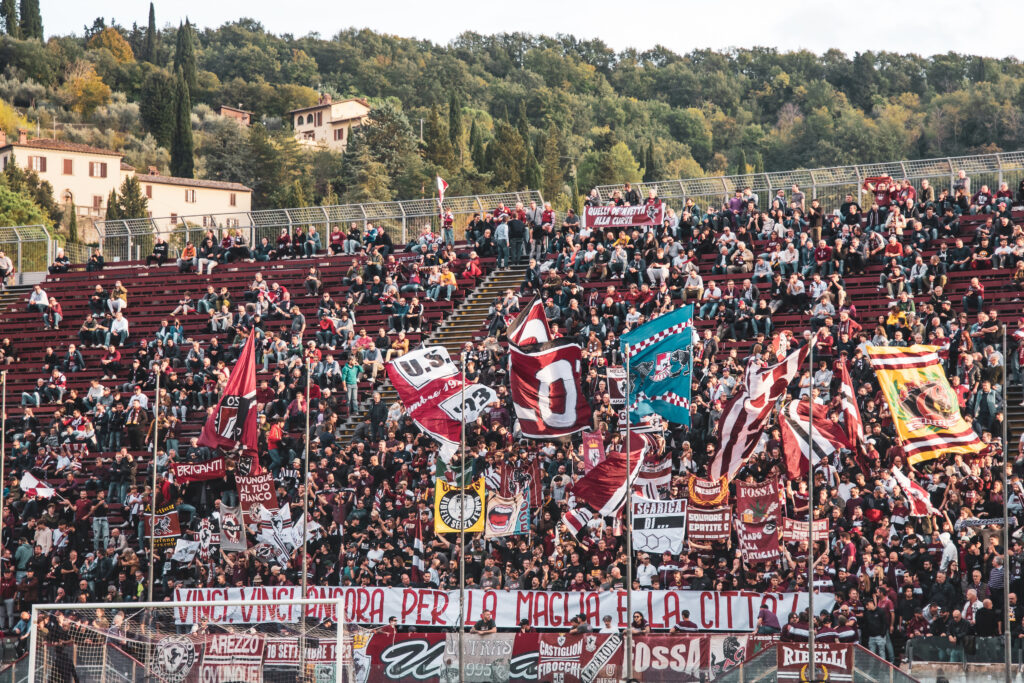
top-left (632, 497), bottom-right (687, 555)
top-left (173, 587), bottom-right (832, 632)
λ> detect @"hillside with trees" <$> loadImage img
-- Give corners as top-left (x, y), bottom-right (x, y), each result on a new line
top-left (0, 3), bottom-right (1023, 224)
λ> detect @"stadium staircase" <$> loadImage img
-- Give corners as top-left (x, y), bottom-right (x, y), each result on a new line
top-left (335, 264), bottom-right (527, 441)
top-left (0, 283), bottom-right (30, 316)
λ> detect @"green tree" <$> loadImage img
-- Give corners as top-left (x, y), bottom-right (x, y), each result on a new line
top-left (173, 20), bottom-right (197, 94)
top-left (17, 0), bottom-right (38, 39)
top-left (4, 156), bottom-right (61, 225)
top-left (448, 92), bottom-right (463, 163)
top-left (170, 68), bottom-right (194, 178)
top-left (87, 27), bottom-right (134, 62)
top-left (139, 70), bottom-right (175, 147)
top-left (485, 121), bottom-right (527, 191)
top-left (515, 99), bottom-right (530, 144)
top-left (734, 148), bottom-right (748, 176)
top-left (0, 184), bottom-right (49, 226)
top-left (2, 0), bottom-right (17, 38)
top-left (104, 189), bottom-right (121, 219)
top-left (643, 141), bottom-right (664, 183)
top-left (423, 105), bottom-right (456, 169)
top-left (59, 62), bottom-right (110, 117)
top-left (541, 123), bottom-right (562, 199)
top-left (343, 143), bottom-right (393, 204)
top-left (242, 123), bottom-right (286, 208)
top-left (523, 146), bottom-right (542, 191)
top-left (66, 203), bottom-right (78, 243)
top-left (345, 101), bottom-right (421, 199)
top-left (143, 3), bottom-right (156, 63)
top-left (469, 119), bottom-right (486, 170)
top-left (578, 141), bottom-right (641, 191)
top-left (117, 175), bottom-right (148, 218)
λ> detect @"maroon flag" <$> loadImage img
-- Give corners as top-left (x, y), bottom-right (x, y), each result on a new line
top-left (507, 298), bottom-right (551, 347)
top-left (571, 434), bottom-right (653, 517)
top-left (779, 399), bottom-right (850, 479)
top-left (710, 344), bottom-right (809, 481)
top-left (580, 431), bottom-right (606, 473)
top-left (509, 338), bottom-right (592, 440)
top-left (198, 333), bottom-right (258, 452)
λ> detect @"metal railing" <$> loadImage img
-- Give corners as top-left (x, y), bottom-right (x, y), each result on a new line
top-left (594, 150), bottom-right (1024, 217)
top-left (0, 225), bottom-right (50, 285)
top-left (93, 190), bottom-right (544, 262)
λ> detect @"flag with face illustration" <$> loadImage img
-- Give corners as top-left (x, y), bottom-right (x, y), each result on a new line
top-left (621, 306), bottom-right (694, 426)
top-left (484, 487), bottom-right (530, 538)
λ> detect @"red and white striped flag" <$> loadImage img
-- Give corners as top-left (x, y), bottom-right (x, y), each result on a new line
top-left (709, 343), bottom-right (810, 481)
top-left (20, 472), bottom-right (55, 499)
top-left (837, 359), bottom-right (866, 453)
top-left (891, 466), bottom-right (939, 517)
top-left (412, 518), bottom-right (425, 572)
top-left (561, 507), bottom-right (593, 537)
top-left (436, 175), bottom-right (448, 211)
top-left (779, 399), bottom-right (849, 479)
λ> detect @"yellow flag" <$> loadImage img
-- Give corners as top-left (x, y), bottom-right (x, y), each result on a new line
top-left (433, 478), bottom-right (485, 534)
top-left (866, 345), bottom-right (984, 464)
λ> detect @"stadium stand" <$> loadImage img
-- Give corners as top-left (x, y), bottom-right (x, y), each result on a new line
top-left (1, 169), bottom-right (1024, 674)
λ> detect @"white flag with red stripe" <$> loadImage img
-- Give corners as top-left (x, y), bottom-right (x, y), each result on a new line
top-left (507, 298), bottom-right (551, 347)
top-left (20, 472), bottom-right (55, 499)
top-left (436, 175), bottom-right (448, 212)
top-left (891, 466), bottom-right (939, 517)
top-left (837, 359), bottom-right (866, 453)
top-left (710, 343), bottom-right (810, 481)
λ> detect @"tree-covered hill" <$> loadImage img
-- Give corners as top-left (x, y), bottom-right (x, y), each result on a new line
top-left (0, 4), bottom-right (1023, 214)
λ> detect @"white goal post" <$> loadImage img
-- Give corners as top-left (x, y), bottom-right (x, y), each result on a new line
top-left (28, 597), bottom-right (359, 683)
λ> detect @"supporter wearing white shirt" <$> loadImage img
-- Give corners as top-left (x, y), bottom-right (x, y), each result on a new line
top-left (779, 244), bottom-right (799, 274)
top-left (27, 285), bottom-right (48, 312)
top-left (636, 554), bottom-right (658, 588)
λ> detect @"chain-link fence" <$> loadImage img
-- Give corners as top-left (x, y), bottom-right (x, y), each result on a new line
top-left (93, 191), bottom-right (544, 262)
top-left (0, 225), bottom-right (50, 285)
top-left (594, 150), bottom-right (1024, 216)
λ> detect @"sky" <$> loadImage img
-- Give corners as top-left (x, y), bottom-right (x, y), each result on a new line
top-left (43, 0), bottom-right (1024, 60)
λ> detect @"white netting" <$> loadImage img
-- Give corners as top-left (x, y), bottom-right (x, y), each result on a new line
top-left (29, 600), bottom-right (368, 683)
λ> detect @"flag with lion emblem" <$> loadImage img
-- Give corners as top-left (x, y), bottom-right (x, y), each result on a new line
top-left (867, 345), bottom-right (984, 464)
top-left (620, 305), bottom-right (694, 425)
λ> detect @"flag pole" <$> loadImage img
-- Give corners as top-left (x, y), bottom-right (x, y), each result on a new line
top-left (1002, 324), bottom-right (1011, 683)
top-left (624, 343), bottom-right (633, 680)
top-left (458, 351), bottom-right (467, 683)
top-left (0, 370), bottom-right (6, 569)
top-left (147, 365), bottom-right (160, 601)
top-left (807, 340), bottom-right (816, 679)
top-left (301, 355), bottom-right (313, 677)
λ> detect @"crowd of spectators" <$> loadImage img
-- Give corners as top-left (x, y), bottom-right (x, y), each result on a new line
top-left (2, 174), bottom-right (1024, 665)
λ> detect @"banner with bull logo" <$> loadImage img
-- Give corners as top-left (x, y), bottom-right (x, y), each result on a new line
top-left (867, 344), bottom-right (984, 464)
top-left (621, 305), bottom-right (693, 426)
top-left (219, 503), bottom-right (248, 552)
top-left (144, 504), bottom-right (181, 549)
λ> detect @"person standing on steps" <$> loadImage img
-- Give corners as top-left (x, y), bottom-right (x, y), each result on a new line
top-left (508, 211), bottom-right (527, 267)
top-left (494, 215), bottom-right (510, 268)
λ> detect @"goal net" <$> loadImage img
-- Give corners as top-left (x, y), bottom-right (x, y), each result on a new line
top-left (28, 598), bottom-right (367, 683)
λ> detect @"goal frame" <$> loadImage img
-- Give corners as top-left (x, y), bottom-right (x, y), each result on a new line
top-left (28, 597), bottom-right (348, 683)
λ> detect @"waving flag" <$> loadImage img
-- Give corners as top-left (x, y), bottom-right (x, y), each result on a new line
top-left (867, 345), bottom-right (984, 464)
top-left (710, 343), bottom-right (810, 480)
top-left (779, 399), bottom-right (850, 479)
top-left (571, 433), bottom-right (656, 517)
top-left (20, 472), bottom-right (54, 499)
top-left (837, 360), bottom-right (867, 451)
top-left (436, 175), bottom-right (449, 211)
top-left (509, 338), bottom-right (592, 439)
top-left (198, 333), bottom-right (258, 452)
top-left (507, 298), bottom-right (551, 347)
top-left (621, 306), bottom-right (694, 426)
top-left (891, 466), bottom-right (940, 517)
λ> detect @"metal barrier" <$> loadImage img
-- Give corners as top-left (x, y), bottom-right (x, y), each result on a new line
top-left (93, 190), bottom-right (544, 262)
top-left (0, 225), bottom-right (50, 285)
top-left (907, 635), bottom-right (1024, 666)
top-left (594, 150), bottom-right (1024, 216)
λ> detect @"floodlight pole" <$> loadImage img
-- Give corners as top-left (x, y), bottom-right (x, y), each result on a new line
top-left (147, 367), bottom-right (160, 602)
top-left (1002, 325), bottom-right (1011, 683)
top-left (625, 343), bottom-right (633, 679)
top-left (807, 341), bottom-right (816, 680)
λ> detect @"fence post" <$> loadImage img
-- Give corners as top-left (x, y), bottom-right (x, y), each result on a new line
top-left (399, 203), bottom-right (407, 244)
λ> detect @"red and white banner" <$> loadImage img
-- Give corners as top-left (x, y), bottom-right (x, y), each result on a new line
top-left (358, 633), bottom-right (539, 683)
top-left (509, 339), bottom-right (592, 439)
top-left (631, 636), bottom-right (702, 681)
top-left (170, 456), bottom-right (226, 483)
top-left (735, 476), bottom-right (782, 524)
top-left (144, 505), bottom-right (181, 548)
top-left (685, 506), bottom-right (731, 541)
top-left (735, 517), bottom-right (781, 563)
top-left (387, 346), bottom-right (496, 457)
top-left (173, 587), bottom-right (833, 632)
top-left (539, 633), bottom-right (623, 683)
top-left (198, 332), bottom-right (258, 452)
top-left (583, 204), bottom-right (664, 229)
top-left (778, 642), bottom-right (853, 682)
top-left (200, 633), bottom-right (265, 683)
top-left (781, 518), bottom-right (829, 543)
top-left (236, 472), bottom-right (279, 525)
top-left (507, 298), bottom-right (551, 347)
top-left (891, 466), bottom-right (939, 516)
top-left (580, 431), bottom-right (606, 473)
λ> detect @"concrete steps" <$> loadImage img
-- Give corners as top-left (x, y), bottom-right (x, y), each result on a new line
top-left (336, 266), bottom-right (526, 442)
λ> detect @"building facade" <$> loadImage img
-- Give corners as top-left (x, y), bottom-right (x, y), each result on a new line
top-left (0, 129), bottom-right (252, 223)
top-left (288, 94), bottom-right (370, 152)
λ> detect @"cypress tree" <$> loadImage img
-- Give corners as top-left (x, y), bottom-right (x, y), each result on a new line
top-left (515, 99), bottom-right (529, 145)
top-left (170, 68), bottom-right (194, 178)
top-left (144, 3), bottom-right (156, 63)
top-left (104, 190), bottom-right (122, 220)
top-left (424, 106), bottom-right (456, 170)
top-left (735, 149), bottom-right (748, 176)
top-left (469, 120), bottom-right (486, 171)
top-left (18, 0), bottom-right (39, 39)
top-left (541, 124), bottom-right (562, 200)
top-left (524, 147), bottom-right (542, 192)
top-left (174, 20), bottom-right (197, 94)
top-left (448, 92), bottom-right (463, 164)
top-left (66, 203), bottom-right (78, 243)
top-left (139, 70), bottom-right (175, 147)
top-left (2, 0), bottom-right (18, 38)
top-left (118, 176), bottom-right (148, 218)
